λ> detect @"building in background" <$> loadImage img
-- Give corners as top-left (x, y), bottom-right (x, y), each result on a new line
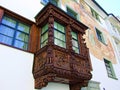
top-left (0, 0), bottom-right (120, 90)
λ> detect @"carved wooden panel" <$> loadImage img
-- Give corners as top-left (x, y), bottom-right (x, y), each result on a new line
top-left (53, 50), bottom-right (70, 70)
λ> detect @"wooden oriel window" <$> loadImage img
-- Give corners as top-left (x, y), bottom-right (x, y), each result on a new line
top-left (33, 3), bottom-right (92, 90)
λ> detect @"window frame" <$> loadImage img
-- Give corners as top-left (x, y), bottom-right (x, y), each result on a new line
top-left (104, 59), bottom-right (117, 79)
top-left (40, 24), bottom-right (48, 48)
top-left (40, 21), bottom-right (66, 48)
top-left (54, 21), bottom-right (66, 48)
top-left (66, 6), bottom-right (78, 19)
top-left (71, 31), bottom-right (80, 54)
top-left (81, 81), bottom-right (100, 90)
top-left (95, 28), bottom-right (105, 44)
top-left (41, 0), bottom-right (58, 6)
top-left (0, 15), bottom-right (30, 50)
top-left (90, 7), bottom-right (101, 22)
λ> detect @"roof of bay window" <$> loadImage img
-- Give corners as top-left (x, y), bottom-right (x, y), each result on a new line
top-left (35, 3), bottom-right (88, 34)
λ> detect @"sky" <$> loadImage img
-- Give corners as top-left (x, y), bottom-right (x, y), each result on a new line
top-left (95, 0), bottom-right (120, 17)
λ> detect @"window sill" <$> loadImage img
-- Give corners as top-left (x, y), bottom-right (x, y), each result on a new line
top-left (98, 40), bottom-right (107, 46)
top-left (108, 76), bottom-right (118, 80)
top-left (0, 42), bottom-right (33, 54)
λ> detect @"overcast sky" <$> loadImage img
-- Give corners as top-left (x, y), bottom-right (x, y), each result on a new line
top-left (96, 0), bottom-right (120, 17)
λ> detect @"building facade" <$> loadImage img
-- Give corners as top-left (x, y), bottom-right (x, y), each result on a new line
top-left (0, 0), bottom-right (120, 90)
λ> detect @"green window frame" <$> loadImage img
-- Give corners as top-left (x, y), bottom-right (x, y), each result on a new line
top-left (67, 7), bottom-right (77, 19)
top-left (95, 28), bottom-right (105, 44)
top-left (104, 59), bottom-right (117, 79)
top-left (81, 81), bottom-right (100, 90)
top-left (41, 0), bottom-right (58, 6)
top-left (0, 15), bottom-right (30, 50)
top-left (41, 24), bottom-right (48, 48)
top-left (71, 31), bottom-right (79, 54)
top-left (40, 21), bottom-right (66, 48)
top-left (54, 21), bottom-right (66, 48)
top-left (90, 8), bottom-right (101, 22)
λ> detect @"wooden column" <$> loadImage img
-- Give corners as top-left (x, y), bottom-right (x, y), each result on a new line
top-left (0, 7), bottom-right (4, 22)
top-left (28, 24), bottom-right (39, 53)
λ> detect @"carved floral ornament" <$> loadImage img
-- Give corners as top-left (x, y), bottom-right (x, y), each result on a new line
top-left (33, 3), bottom-right (92, 90)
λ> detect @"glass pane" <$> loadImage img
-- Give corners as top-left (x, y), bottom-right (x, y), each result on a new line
top-left (42, 0), bottom-right (49, 4)
top-left (54, 38), bottom-right (66, 48)
top-left (54, 22), bottom-right (57, 29)
top-left (0, 34), bottom-right (12, 45)
top-left (41, 40), bottom-right (48, 48)
top-left (41, 24), bottom-right (48, 34)
top-left (71, 31), bottom-right (77, 39)
top-left (67, 8), bottom-right (77, 19)
top-left (2, 16), bottom-right (16, 28)
top-left (54, 22), bottom-right (65, 33)
top-left (50, 0), bottom-right (57, 6)
top-left (0, 25), bottom-right (14, 37)
top-left (72, 39), bottom-right (79, 47)
top-left (17, 23), bottom-right (30, 33)
top-left (54, 30), bottom-right (65, 41)
top-left (73, 46), bottom-right (79, 53)
top-left (41, 32), bottom-right (48, 43)
top-left (57, 23), bottom-right (65, 33)
top-left (14, 40), bottom-right (28, 50)
top-left (16, 31), bottom-right (29, 42)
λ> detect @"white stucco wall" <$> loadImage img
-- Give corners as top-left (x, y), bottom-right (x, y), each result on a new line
top-left (90, 53), bottom-right (120, 90)
top-left (0, 0), bottom-right (44, 21)
top-left (0, 44), bottom-right (34, 90)
top-left (0, 44), bottom-right (70, 90)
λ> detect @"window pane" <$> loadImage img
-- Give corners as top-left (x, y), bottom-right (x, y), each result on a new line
top-left (41, 32), bottom-right (48, 43)
top-left (2, 16), bottom-right (16, 28)
top-left (54, 22), bottom-right (65, 33)
top-left (0, 34), bottom-right (12, 45)
top-left (42, 0), bottom-right (49, 4)
top-left (72, 39), bottom-right (79, 47)
top-left (14, 40), bottom-right (28, 50)
top-left (16, 31), bottom-right (29, 42)
top-left (54, 38), bottom-right (66, 48)
top-left (67, 8), bottom-right (77, 19)
top-left (54, 30), bottom-right (65, 41)
top-left (54, 22), bottom-right (57, 29)
top-left (41, 24), bottom-right (48, 34)
top-left (71, 31), bottom-right (77, 39)
top-left (0, 25), bottom-right (14, 37)
top-left (41, 40), bottom-right (48, 48)
top-left (17, 23), bottom-right (30, 33)
top-left (57, 23), bottom-right (65, 33)
top-left (73, 46), bottom-right (79, 53)
top-left (50, 0), bottom-right (58, 6)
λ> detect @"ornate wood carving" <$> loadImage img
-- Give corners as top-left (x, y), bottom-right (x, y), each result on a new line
top-left (33, 3), bottom-right (92, 90)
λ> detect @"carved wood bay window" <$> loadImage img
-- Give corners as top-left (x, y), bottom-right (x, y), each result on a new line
top-left (32, 3), bottom-right (92, 90)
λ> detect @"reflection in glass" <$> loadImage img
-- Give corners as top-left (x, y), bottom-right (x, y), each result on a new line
top-left (0, 34), bottom-right (12, 45)
top-left (14, 40), bottom-right (27, 50)
top-left (17, 23), bottom-right (30, 33)
top-left (0, 25), bottom-right (14, 37)
top-left (2, 16), bottom-right (16, 28)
